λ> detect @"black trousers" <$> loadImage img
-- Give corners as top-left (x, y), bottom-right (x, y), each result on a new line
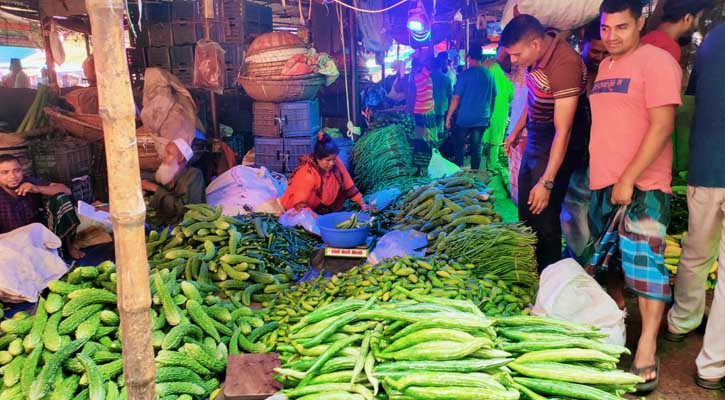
top-left (518, 149), bottom-right (577, 272)
top-left (453, 125), bottom-right (487, 170)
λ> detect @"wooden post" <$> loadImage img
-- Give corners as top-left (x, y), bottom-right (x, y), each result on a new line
top-left (203, 0), bottom-right (219, 138)
top-left (84, 33), bottom-right (91, 56)
top-left (85, 0), bottom-right (155, 398)
top-left (39, 16), bottom-right (58, 88)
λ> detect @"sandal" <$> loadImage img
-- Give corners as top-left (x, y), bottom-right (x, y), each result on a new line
top-left (695, 376), bottom-right (723, 390)
top-left (631, 356), bottom-right (660, 393)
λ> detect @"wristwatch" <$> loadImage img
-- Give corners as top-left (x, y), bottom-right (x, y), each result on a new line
top-left (541, 180), bottom-right (554, 191)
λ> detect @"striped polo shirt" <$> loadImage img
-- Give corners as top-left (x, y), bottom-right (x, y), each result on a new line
top-left (414, 69), bottom-right (435, 114)
top-left (526, 32), bottom-right (586, 125)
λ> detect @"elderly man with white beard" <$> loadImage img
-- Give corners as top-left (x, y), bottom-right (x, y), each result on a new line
top-left (142, 139), bottom-right (205, 226)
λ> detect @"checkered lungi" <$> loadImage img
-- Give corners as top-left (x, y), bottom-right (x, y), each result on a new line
top-left (412, 112), bottom-right (440, 168)
top-left (585, 186), bottom-right (672, 302)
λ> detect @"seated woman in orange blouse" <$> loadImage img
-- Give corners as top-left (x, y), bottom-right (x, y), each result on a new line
top-left (281, 133), bottom-right (368, 214)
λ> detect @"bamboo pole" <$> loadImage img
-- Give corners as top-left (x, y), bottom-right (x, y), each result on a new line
top-left (85, 0), bottom-right (156, 398)
top-left (39, 16), bottom-right (58, 88)
top-left (203, 0), bottom-right (219, 138)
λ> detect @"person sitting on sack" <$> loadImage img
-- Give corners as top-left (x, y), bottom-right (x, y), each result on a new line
top-left (142, 139), bottom-right (205, 226)
top-left (65, 55), bottom-right (99, 114)
top-left (281, 132), bottom-right (368, 214)
top-left (0, 154), bottom-right (83, 259)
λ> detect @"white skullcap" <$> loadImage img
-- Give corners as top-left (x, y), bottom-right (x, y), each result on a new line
top-left (172, 138), bottom-right (194, 162)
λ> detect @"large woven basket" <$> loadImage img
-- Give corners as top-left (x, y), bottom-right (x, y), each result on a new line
top-left (243, 60), bottom-right (288, 78)
top-left (245, 47), bottom-right (308, 65)
top-left (246, 32), bottom-right (305, 57)
top-left (44, 107), bottom-right (104, 142)
top-left (239, 75), bottom-right (325, 102)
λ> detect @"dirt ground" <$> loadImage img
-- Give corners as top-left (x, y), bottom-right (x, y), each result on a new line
top-left (622, 291), bottom-right (724, 399)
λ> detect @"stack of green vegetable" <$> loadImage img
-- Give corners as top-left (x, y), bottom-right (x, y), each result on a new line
top-left (496, 317), bottom-right (643, 399)
top-left (15, 84), bottom-right (50, 134)
top-left (261, 255), bottom-right (534, 350)
top-left (366, 112), bottom-right (415, 138)
top-left (0, 262), bottom-right (274, 399)
top-left (436, 224), bottom-right (539, 291)
top-left (274, 294), bottom-right (643, 400)
top-left (391, 176), bottom-right (501, 247)
top-left (274, 294), bottom-right (515, 400)
top-left (353, 124), bottom-right (413, 193)
top-left (335, 213), bottom-right (369, 229)
top-left (146, 205), bottom-right (319, 302)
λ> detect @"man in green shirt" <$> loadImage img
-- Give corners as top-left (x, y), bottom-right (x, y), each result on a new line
top-left (483, 55), bottom-right (515, 173)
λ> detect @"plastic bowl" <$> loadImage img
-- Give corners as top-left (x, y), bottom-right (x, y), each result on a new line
top-left (317, 212), bottom-right (371, 248)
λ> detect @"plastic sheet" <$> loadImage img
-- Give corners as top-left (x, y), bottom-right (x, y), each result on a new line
top-left (534, 259), bottom-right (627, 346)
top-left (0, 224), bottom-right (68, 303)
top-left (193, 39), bottom-right (226, 93)
top-left (205, 165), bottom-right (287, 216)
top-left (367, 230), bottom-right (427, 265)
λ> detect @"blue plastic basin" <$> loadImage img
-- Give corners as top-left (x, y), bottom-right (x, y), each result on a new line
top-left (317, 212), bottom-right (371, 248)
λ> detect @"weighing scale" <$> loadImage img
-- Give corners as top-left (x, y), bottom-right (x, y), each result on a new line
top-left (307, 238), bottom-right (373, 276)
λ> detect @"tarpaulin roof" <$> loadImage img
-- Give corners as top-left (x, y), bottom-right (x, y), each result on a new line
top-left (0, 9), bottom-right (41, 47)
top-left (0, 0), bottom-right (88, 17)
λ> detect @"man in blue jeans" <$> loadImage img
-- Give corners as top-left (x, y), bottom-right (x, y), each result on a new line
top-left (501, 15), bottom-right (586, 271)
top-left (444, 46), bottom-right (496, 170)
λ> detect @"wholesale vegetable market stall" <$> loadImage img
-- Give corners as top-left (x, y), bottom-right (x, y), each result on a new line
top-left (0, 189), bottom-right (645, 400)
top-left (1, 0), bottom-right (720, 399)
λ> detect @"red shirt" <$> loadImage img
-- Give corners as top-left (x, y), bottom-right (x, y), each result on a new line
top-left (641, 30), bottom-right (681, 62)
top-left (281, 155), bottom-right (362, 213)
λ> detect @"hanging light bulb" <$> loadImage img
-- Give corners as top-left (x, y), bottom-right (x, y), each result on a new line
top-left (407, 1), bottom-right (430, 42)
top-left (407, 0), bottom-right (429, 38)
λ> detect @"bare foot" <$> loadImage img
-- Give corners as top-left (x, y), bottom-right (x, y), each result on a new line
top-left (632, 342), bottom-right (658, 381)
top-left (68, 245), bottom-right (85, 260)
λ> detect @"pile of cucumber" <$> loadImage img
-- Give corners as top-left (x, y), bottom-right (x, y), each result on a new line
top-left (274, 294), bottom-right (643, 400)
top-left (391, 176), bottom-right (501, 248)
top-left (0, 262), bottom-right (275, 400)
top-left (146, 205), bottom-right (319, 306)
top-left (335, 213), bottom-right (368, 230)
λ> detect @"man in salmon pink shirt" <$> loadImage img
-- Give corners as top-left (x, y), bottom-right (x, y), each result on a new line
top-left (588, 0), bottom-right (682, 393)
top-left (641, 0), bottom-right (712, 62)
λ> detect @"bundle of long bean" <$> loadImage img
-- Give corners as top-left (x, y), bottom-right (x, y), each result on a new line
top-left (436, 224), bottom-right (539, 289)
top-left (353, 124), bottom-right (413, 193)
